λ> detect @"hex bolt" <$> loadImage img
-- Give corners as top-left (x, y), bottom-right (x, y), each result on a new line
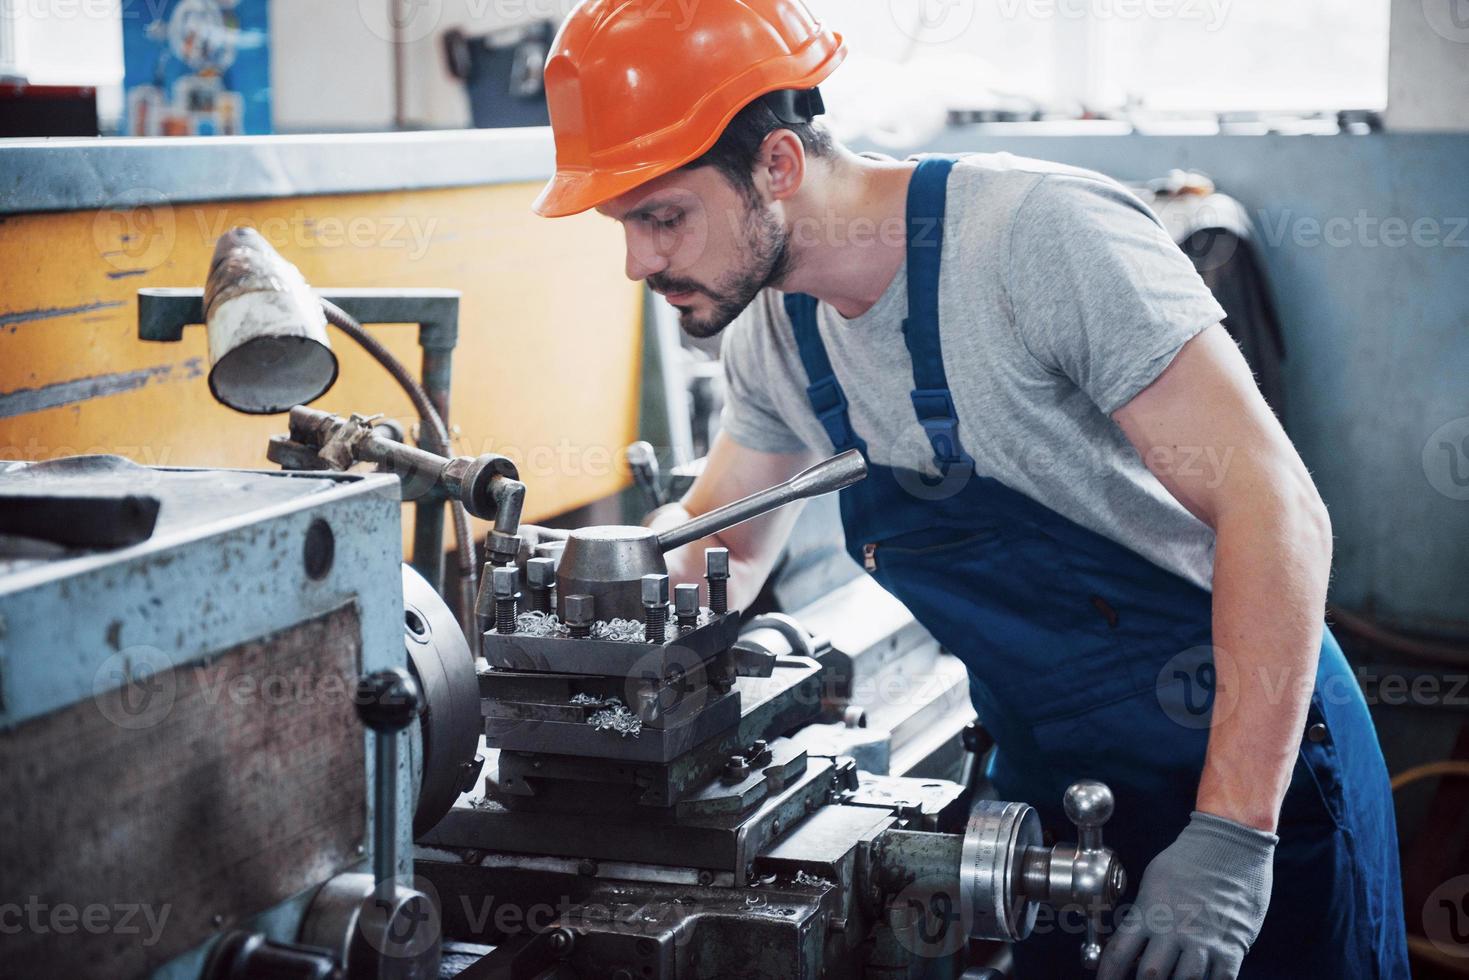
top-left (722, 754), bottom-right (750, 783)
top-left (705, 547), bottom-right (730, 615)
top-left (493, 566), bottom-right (520, 634)
top-left (565, 594), bottom-right (595, 638)
top-left (642, 574), bottom-right (669, 644)
top-left (674, 583), bottom-right (700, 632)
top-left (488, 530), bottom-right (521, 567)
top-left (526, 557), bottom-right (556, 614)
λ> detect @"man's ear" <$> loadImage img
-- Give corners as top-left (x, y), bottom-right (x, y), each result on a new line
top-left (756, 129), bottom-right (806, 203)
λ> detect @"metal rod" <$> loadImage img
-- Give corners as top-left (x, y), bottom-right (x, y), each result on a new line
top-left (374, 731), bottom-right (398, 903)
top-left (655, 449), bottom-right (866, 553)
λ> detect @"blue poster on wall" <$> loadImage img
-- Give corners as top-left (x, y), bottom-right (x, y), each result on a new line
top-left (122, 0), bottom-right (270, 136)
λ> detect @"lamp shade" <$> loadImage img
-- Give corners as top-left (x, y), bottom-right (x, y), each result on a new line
top-left (202, 227), bottom-right (338, 414)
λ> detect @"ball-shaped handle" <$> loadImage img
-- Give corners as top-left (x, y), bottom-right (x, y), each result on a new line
top-left (1064, 780), bottom-right (1114, 830)
top-left (355, 667), bottom-right (421, 734)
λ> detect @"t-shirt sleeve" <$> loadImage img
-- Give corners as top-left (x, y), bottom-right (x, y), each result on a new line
top-left (1007, 174), bottom-right (1226, 415)
top-left (717, 299), bottom-right (810, 455)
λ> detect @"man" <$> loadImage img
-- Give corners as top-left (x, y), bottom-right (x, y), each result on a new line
top-left (532, 2), bottom-right (1409, 977)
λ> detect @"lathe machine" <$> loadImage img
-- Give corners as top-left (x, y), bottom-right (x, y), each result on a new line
top-left (0, 407), bottom-right (1126, 979)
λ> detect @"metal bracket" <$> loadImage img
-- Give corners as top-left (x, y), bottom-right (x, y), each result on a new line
top-left (137, 286), bottom-right (462, 591)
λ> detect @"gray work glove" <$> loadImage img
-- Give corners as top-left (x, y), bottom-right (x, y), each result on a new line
top-left (1098, 811), bottom-right (1277, 980)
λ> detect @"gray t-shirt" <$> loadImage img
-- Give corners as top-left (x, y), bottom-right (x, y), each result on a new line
top-left (719, 152), bottom-right (1227, 591)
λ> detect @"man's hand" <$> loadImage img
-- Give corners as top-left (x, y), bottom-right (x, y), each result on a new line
top-left (657, 432), bottom-right (815, 610)
top-left (1098, 812), bottom-right (1277, 980)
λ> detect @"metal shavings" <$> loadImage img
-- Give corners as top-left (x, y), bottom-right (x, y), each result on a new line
top-left (592, 617), bottom-right (647, 642)
top-left (793, 870), bottom-right (831, 887)
top-left (512, 611), bottom-right (650, 643)
top-left (586, 698), bottom-right (643, 738)
top-left (569, 692), bottom-right (603, 706)
top-left (515, 610), bottom-right (569, 637)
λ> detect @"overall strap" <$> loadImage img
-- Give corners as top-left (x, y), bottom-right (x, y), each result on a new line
top-left (783, 292), bottom-right (866, 453)
top-left (902, 156), bottom-right (974, 475)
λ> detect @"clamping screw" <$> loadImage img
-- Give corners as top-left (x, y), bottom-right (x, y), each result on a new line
top-left (674, 583), bottom-right (700, 632)
top-left (722, 754), bottom-right (750, 783)
top-left (526, 557), bottom-right (556, 614)
top-left (488, 530), bottom-right (521, 567)
top-left (642, 574), bottom-right (669, 644)
top-left (565, 594), bottom-right (595, 638)
top-left (705, 547), bottom-right (729, 615)
top-left (354, 668), bottom-right (420, 899)
top-left (493, 566), bottom-right (520, 635)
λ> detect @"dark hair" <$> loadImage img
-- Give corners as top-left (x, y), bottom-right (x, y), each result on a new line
top-left (683, 91), bottom-right (836, 202)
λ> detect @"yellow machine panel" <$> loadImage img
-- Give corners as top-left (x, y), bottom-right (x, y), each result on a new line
top-left (0, 183), bottom-right (643, 536)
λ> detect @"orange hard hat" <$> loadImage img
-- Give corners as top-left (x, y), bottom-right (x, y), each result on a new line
top-left (533, 0), bottom-right (847, 218)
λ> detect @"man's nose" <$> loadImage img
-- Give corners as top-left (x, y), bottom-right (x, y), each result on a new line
top-left (624, 225), bottom-right (670, 282)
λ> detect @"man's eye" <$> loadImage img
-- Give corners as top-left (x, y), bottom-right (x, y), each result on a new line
top-left (655, 212), bottom-right (684, 230)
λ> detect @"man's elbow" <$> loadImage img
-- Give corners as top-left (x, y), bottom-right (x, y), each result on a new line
top-left (1217, 467), bottom-right (1333, 571)
top-left (1290, 475), bottom-right (1334, 569)
top-left (1268, 472), bottom-right (1334, 577)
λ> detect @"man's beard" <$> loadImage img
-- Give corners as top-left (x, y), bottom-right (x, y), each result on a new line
top-left (649, 203), bottom-right (792, 340)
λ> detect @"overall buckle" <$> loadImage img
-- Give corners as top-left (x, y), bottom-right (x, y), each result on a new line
top-left (911, 388), bottom-right (970, 466)
top-left (808, 378), bottom-right (858, 450)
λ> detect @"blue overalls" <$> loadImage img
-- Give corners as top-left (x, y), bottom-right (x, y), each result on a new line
top-left (782, 157), bottom-right (1409, 978)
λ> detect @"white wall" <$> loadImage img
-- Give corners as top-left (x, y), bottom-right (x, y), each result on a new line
top-left (270, 0), bottom-right (561, 132)
top-left (270, 2), bottom-right (396, 132)
top-left (1386, 0), bottom-right (1469, 131)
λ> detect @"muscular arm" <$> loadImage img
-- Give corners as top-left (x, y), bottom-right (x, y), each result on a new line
top-left (1113, 324), bottom-right (1332, 832)
top-left (649, 431), bottom-right (817, 611)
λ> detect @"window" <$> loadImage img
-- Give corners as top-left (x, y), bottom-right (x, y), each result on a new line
top-left (808, 0), bottom-right (1390, 117)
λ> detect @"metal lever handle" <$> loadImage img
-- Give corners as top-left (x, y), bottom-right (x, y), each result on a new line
top-left (655, 449), bottom-right (867, 552)
top-left (355, 668), bottom-right (422, 901)
top-left (1063, 780), bottom-right (1123, 970)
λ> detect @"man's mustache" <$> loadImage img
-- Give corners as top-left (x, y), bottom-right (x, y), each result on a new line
top-left (648, 275), bottom-right (710, 298)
